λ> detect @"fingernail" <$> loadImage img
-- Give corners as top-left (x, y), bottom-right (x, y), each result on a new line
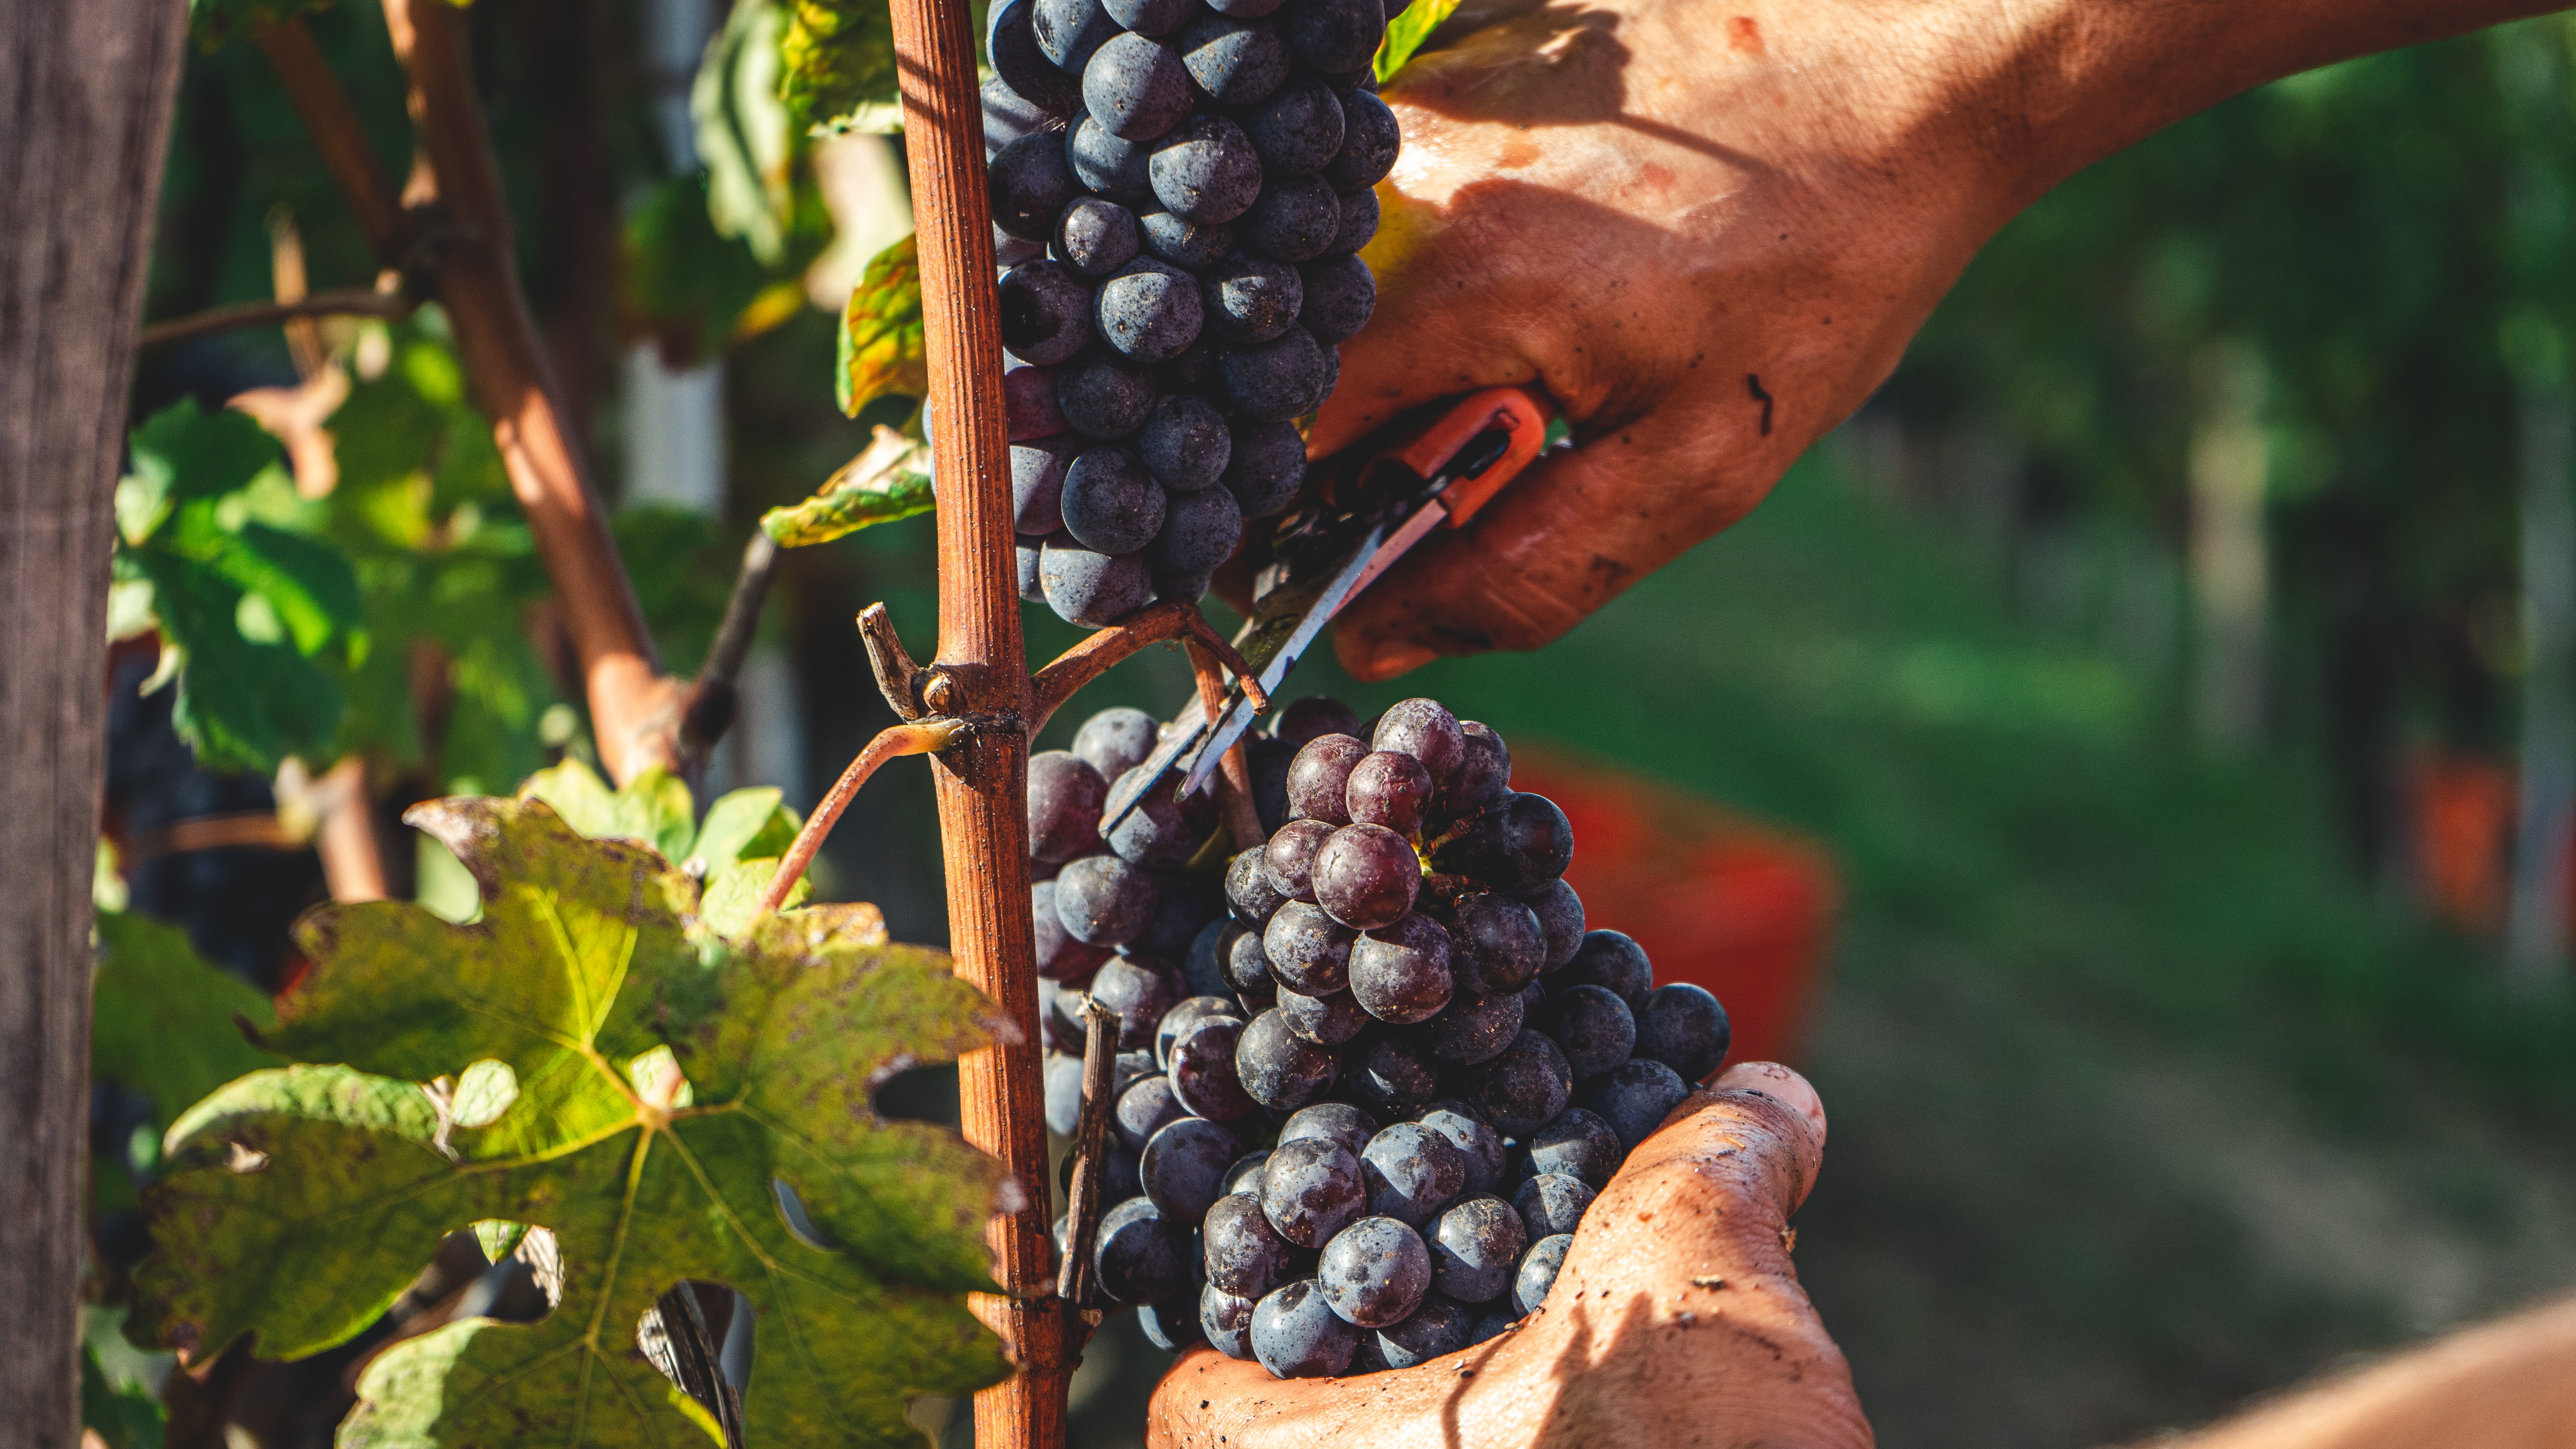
top-left (1713, 1061), bottom-right (1826, 1144)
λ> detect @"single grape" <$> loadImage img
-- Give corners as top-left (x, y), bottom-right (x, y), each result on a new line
top-left (1006, 363), bottom-right (1070, 440)
top-left (1636, 982), bottom-right (1732, 1082)
top-left (1416, 1100), bottom-right (1505, 1194)
top-left (1244, 80), bottom-right (1346, 177)
top-left (1297, 252), bottom-right (1376, 344)
top-left (1146, 482), bottom-right (1244, 579)
top-left (988, 0), bottom-right (1085, 116)
top-left (1138, 208), bottom-right (1237, 267)
top-left (1358, 1120), bottom-right (1466, 1227)
top-left (1073, 706), bottom-right (1160, 779)
top-left (998, 259), bottom-right (1093, 364)
top-left (1350, 1033), bottom-right (1440, 1118)
top-left (1017, 537), bottom-right (1047, 602)
top-left (1224, 1149), bottom-right (1274, 1195)
top-left (1034, 0), bottom-right (1121, 69)
top-left (1376, 1294), bottom-right (1470, 1367)
top-left (1034, 879), bottom-right (1116, 981)
top-left (1262, 900), bottom-right (1354, 993)
top-left (1206, 0), bottom-right (1285, 17)
top-left (1102, 1143), bottom-right (1144, 1201)
top-left (1012, 436), bottom-right (1077, 535)
top-left (1564, 929), bottom-right (1653, 1009)
top-left (1054, 852), bottom-right (1161, 946)
top-left (1527, 1106), bottom-right (1621, 1190)
top-left (984, 73), bottom-right (1066, 156)
top-left (1321, 87), bottom-right (1400, 191)
top-left (1169, 1014), bottom-right (1261, 1120)
top-left (1524, 877), bottom-right (1587, 971)
top-left (1143, 1116), bottom-right (1242, 1221)
top-left (1096, 257), bottom-right (1205, 362)
top-left (1223, 922), bottom-right (1278, 995)
top-left (1319, 1216), bottom-right (1432, 1327)
top-left (1236, 1008), bottom-right (1338, 1110)
top-left (1428, 1195), bottom-right (1526, 1304)
top-left (1276, 983), bottom-right (1370, 1044)
top-left (1262, 817), bottom-right (1337, 900)
top-left (1204, 1190), bottom-right (1300, 1297)
top-left (1350, 1328), bottom-right (1389, 1373)
top-left (1513, 1233), bottom-right (1572, 1316)
top-left (1512, 1172), bottom-right (1595, 1239)
top-left (1157, 995), bottom-right (1245, 1067)
top-left (1059, 446), bottom-right (1167, 555)
top-left (1054, 196), bottom-right (1141, 279)
top-left (1223, 416), bottom-right (1309, 515)
top-left (1581, 1058), bottom-right (1690, 1151)
top-left (1419, 988), bottom-right (1525, 1064)
top-left (1322, 180), bottom-right (1378, 255)
top-left (1466, 1309), bottom-right (1515, 1346)
top-left (1286, 733), bottom-right (1367, 824)
top-left (1218, 323), bottom-right (1330, 419)
top-left (1055, 351), bottom-right (1158, 440)
top-left (1115, 1071), bottom-right (1189, 1152)
top-left (1203, 1282), bottom-right (1259, 1358)
top-left (1313, 822), bottom-right (1420, 931)
top-left (1104, 0), bottom-right (1193, 34)
top-left (1275, 696), bottom-right (1361, 745)
top-left (1200, 251), bottom-right (1305, 344)
top-left (1278, 1101), bottom-right (1379, 1158)
top-left (1177, 11), bottom-right (1291, 109)
top-left (1446, 891), bottom-right (1544, 997)
top-left (1350, 912), bottom-right (1452, 1023)
top-left (1094, 958), bottom-right (1187, 1059)
top-left (1536, 982), bottom-right (1636, 1079)
top-left (1139, 1294), bottom-right (1207, 1350)
top-left (1371, 697), bottom-right (1463, 788)
top-left (1045, 1050), bottom-right (1087, 1135)
top-left (1345, 750), bottom-right (1432, 834)
top-left (1251, 1279), bottom-right (1357, 1378)
top-left (1259, 1135), bottom-right (1364, 1246)
top-left (1027, 750), bottom-right (1109, 862)
top-left (1039, 977), bottom-right (1089, 1052)
top-left (1065, 115), bottom-right (1152, 203)
top-left (1139, 393), bottom-right (1233, 491)
top-left (1469, 1029), bottom-right (1573, 1134)
top-left (1281, 0), bottom-right (1383, 71)
top-left (996, 226), bottom-right (1048, 268)
top-left (1226, 847), bottom-right (1289, 922)
top-left (1440, 791), bottom-right (1575, 895)
top-left (1095, 1196), bottom-right (1194, 1304)
top-left (989, 132), bottom-right (1082, 241)
top-left (1104, 763), bottom-right (1200, 867)
top-left (1149, 113), bottom-right (1264, 224)
top-left (1240, 174), bottom-right (1341, 262)
top-left (1248, 734), bottom-right (1297, 834)
top-left (1447, 721), bottom-right (1513, 811)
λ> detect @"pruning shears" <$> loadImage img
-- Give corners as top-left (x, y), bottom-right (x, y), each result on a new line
top-left (1100, 386), bottom-right (1571, 832)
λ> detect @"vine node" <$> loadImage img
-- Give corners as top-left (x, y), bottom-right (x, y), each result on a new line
top-left (858, 602), bottom-right (930, 721)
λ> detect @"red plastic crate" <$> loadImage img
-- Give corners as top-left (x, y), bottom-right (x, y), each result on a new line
top-left (1511, 749), bottom-right (1839, 1072)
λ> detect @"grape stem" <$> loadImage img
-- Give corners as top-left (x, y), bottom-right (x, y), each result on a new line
top-left (755, 718), bottom-right (965, 916)
top-left (1025, 598), bottom-right (1270, 740)
top-left (1055, 998), bottom-right (1122, 1316)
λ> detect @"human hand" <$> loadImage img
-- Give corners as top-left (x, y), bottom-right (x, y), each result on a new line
top-left (1314, 0), bottom-right (2556, 680)
top-left (1145, 1063), bottom-right (1868, 1449)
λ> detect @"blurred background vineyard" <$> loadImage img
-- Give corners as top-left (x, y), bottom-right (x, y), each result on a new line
top-left (112, 3), bottom-right (2576, 1446)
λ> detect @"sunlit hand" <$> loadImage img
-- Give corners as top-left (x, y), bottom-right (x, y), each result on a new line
top-left (1146, 1063), bottom-right (1868, 1449)
top-left (1315, 0), bottom-right (2556, 680)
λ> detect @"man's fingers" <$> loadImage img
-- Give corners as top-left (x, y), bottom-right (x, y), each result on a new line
top-left (1330, 402), bottom-right (1782, 680)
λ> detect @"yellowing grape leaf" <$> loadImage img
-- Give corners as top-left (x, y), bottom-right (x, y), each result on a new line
top-left (128, 797), bottom-right (1015, 1447)
top-left (763, 426), bottom-right (936, 550)
top-left (1375, 0), bottom-right (1464, 83)
top-left (837, 234), bottom-right (927, 419)
top-left (778, 0), bottom-right (899, 134)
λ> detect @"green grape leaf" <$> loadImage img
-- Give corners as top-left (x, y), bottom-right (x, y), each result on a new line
top-left (702, 858), bottom-right (813, 938)
top-left (1375, 0), bottom-right (1464, 82)
top-left (82, 1339), bottom-right (165, 1449)
top-left (779, 0), bottom-right (899, 134)
top-left (697, 0), bottom-right (799, 266)
top-left (518, 759), bottom-right (701, 867)
top-left (121, 400), bottom-right (279, 545)
top-left (691, 788), bottom-right (800, 876)
top-left (762, 427), bottom-right (936, 549)
top-left (130, 797), bottom-right (1015, 1447)
top-left (837, 233), bottom-right (927, 419)
top-left (93, 910), bottom-right (281, 1132)
top-left (129, 546), bottom-right (349, 773)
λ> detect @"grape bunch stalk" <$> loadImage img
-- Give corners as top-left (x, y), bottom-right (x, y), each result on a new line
top-left (983, 0), bottom-right (1400, 626)
top-left (1027, 694), bottom-right (1735, 1376)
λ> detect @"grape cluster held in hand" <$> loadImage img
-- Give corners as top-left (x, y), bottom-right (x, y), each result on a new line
top-left (1029, 694), bottom-right (1735, 1378)
top-left (985, 0), bottom-right (1399, 625)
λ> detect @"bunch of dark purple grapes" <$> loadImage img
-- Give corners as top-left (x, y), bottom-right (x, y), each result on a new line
top-left (1027, 694), bottom-right (1734, 1377)
top-left (982, 0), bottom-right (1400, 627)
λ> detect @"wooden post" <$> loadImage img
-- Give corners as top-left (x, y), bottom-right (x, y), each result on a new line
top-left (0, 2), bottom-right (192, 1443)
top-left (879, 0), bottom-right (1066, 1443)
